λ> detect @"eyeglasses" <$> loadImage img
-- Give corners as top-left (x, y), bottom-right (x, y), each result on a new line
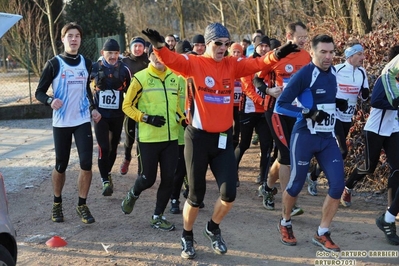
top-left (296, 36), bottom-right (308, 41)
top-left (213, 41), bottom-right (231, 47)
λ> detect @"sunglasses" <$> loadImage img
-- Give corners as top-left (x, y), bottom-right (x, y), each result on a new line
top-left (213, 41), bottom-right (231, 47)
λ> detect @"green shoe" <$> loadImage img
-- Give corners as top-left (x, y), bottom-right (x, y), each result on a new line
top-left (150, 214), bottom-right (175, 231)
top-left (76, 204), bottom-right (95, 224)
top-left (102, 175), bottom-right (113, 196)
top-left (121, 188), bottom-right (138, 214)
top-left (51, 202), bottom-right (64, 222)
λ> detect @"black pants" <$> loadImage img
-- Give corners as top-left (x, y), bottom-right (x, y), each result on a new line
top-left (170, 145), bottom-right (186, 200)
top-left (133, 140), bottom-right (179, 215)
top-left (53, 122), bottom-right (93, 173)
top-left (346, 131), bottom-right (399, 215)
top-left (94, 116), bottom-right (124, 180)
top-left (123, 116), bottom-right (136, 161)
top-left (235, 112), bottom-right (273, 183)
top-left (184, 126), bottom-right (237, 207)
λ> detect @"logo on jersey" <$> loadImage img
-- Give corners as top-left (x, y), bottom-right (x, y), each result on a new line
top-left (285, 64), bottom-right (294, 73)
top-left (148, 78), bottom-right (155, 87)
top-left (205, 76), bottom-right (215, 88)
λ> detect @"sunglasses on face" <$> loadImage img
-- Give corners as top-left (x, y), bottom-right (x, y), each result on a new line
top-left (214, 41), bottom-right (231, 47)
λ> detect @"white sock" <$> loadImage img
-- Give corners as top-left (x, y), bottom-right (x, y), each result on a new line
top-left (280, 218), bottom-right (292, 226)
top-left (385, 210), bottom-right (396, 223)
top-left (318, 226), bottom-right (329, 236)
top-left (153, 214), bottom-right (160, 220)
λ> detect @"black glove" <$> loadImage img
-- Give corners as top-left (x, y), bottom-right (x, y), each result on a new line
top-left (146, 115), bottom-right (166, 127)
top-left (360, 88), bottom-right (369, 99)
top-left (304, 110), bottom-right (329, 124)
top-left (181, 119), bottom-right (188, 129)
top-left (252, 76), bottom-right (267, 93)
top-left (335, 98), bottom-right (348, 112)
top-left (142, 28), bottom-right (165, 49)
top-left (274, 42), bottom-right (300, 60)
top-left (392, 97), bottom-right (399, 109)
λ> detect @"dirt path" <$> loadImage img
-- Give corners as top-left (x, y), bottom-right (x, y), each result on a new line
top-left (1, 119), bottom-right (398, 266)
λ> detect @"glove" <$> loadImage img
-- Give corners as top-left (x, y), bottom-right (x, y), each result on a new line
top-left (304, 110), bottom-right (329, 124)
top-left (181, 119), bottom-right (188, 129)
top-left (146, 115), bottom-right (166, 127)
top-left (274, 42), bottom-right (300, 60)
top-left (360, 88), bottom-right (369, 99)
top-left (267, 86), bottom-right (282, 98)
top-left (335, 98), bottom-right (348, 112)
top-left (392, 97), bottom-right (399, 109)
top-left (252, 76), bottom-right (267, 93)
top-left (142, 28), bottom-right (165, 49)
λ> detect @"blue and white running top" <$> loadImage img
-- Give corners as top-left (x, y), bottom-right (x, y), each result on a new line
top-left (275, 62), bottom-right (338, 136)
top-left (52, 55), bottom-right (91, 127)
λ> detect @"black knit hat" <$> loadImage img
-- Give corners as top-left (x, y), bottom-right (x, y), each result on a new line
top-left (192, 34), bottom-right (205, 44)
top-left (175, 40), bottom-right (192, 54)
top-left (254, 35), bottom-right (271, 48)
top-left (102, 38), bottom-right (120, 51)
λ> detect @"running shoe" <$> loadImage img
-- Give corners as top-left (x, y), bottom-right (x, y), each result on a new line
top-left (258, 185), bottom-right (277, 210)
top-left (102, 175), bottom-right (113, 196)
top-left (76, 204), bottom-right (95, 224)
top-left (121, 188), bottom-right (139, 214)
top-left (306, 173), bottom-right (318, 196)
top-left (181, 235), bottom-right (196, 259)
top-left (291, 205), bottom-right (304, 216)
top-left (312, 231), bottom-right (340, 252)
top-left (277, 221), bottom-right (297, 246)
top-left (203, 225), bottom-right (227, 254)
top-left (340, 187), bottom-right (352, 207)
top-left (376, 213), bottom-right (399, 245)
top-left (252, 134), bottom-right (259, 145)
top-left (51, 202), bottom-right (64, 222)
top-left (170, 199), bottom-right (180, 214)
top-left (120, 159), bottom-right (130, 175)
top-left (150, 215), bottom-right (175, 231)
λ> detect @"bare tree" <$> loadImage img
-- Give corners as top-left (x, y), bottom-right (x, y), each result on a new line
top-left (32, 0), bottom-right (66, 56)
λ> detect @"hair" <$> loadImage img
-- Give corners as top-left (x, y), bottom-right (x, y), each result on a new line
top-left (311, 34), bottom-right (334, 49)
top-left (255, 29), bottom-right (264, 35)
top-left (165, 34), bottom-right (176, 41)
top-left (61, 22), bottom-right (83, 38)
top-left (285, 21), bottom-right (307, 36)
top-left (388, 45), bottom-right (399, 61)
top-left (241, 38), bottom-right (250, 45)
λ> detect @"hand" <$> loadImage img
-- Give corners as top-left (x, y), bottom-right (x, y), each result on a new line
top-left (304, 110), bottom-right (328, 124)
top-left (146, 115), bottom-right (166, 127)
top-left (142, 28), bottom-right (165, 49)
top-left (274, 42), bottom-right (300, 60)
top-left (51, 98), bottom-right (63, 110)
top-left (91, 109), bottom-right (102, 123)
top-left (335, 98), bottom-right (348, 112)
top-left (360, 88), bottom-right (369, 99)
top-left (267, 86), bottom-right (282, 98)
top-left (252, 76), bottom-right (267, 93)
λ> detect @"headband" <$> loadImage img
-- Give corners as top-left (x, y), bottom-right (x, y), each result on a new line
top-left (344, 44), bottom-right (364, 59)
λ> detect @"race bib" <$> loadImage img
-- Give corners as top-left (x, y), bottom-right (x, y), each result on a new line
top-left (312, 103), bottom-right (336, 132)
top-left (98, 90), bottom-right (120, 109)
top-left (234, 86), bottom-right (242, 104)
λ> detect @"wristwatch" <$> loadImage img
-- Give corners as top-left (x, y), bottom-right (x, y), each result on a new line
top-left (302, 108), bottom-right (310, 116)
top-left (47, 97), bottom-right (53, 105)
top-left (142, 114), bottom-right (149, 123)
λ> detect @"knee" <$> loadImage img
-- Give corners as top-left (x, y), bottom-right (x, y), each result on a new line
top-left (328, 180), bottom-right (345, 199)
top-left (80, 158), bottom-right (92, 171)
top-left (55, 161), bottom-right (67, 173)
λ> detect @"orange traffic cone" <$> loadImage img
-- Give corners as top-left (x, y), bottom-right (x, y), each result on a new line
top-left (46, 235), bottom-right (67, 247)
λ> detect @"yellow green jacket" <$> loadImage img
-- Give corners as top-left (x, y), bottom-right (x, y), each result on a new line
top-left (122, 64), bottom-right (185, 143)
